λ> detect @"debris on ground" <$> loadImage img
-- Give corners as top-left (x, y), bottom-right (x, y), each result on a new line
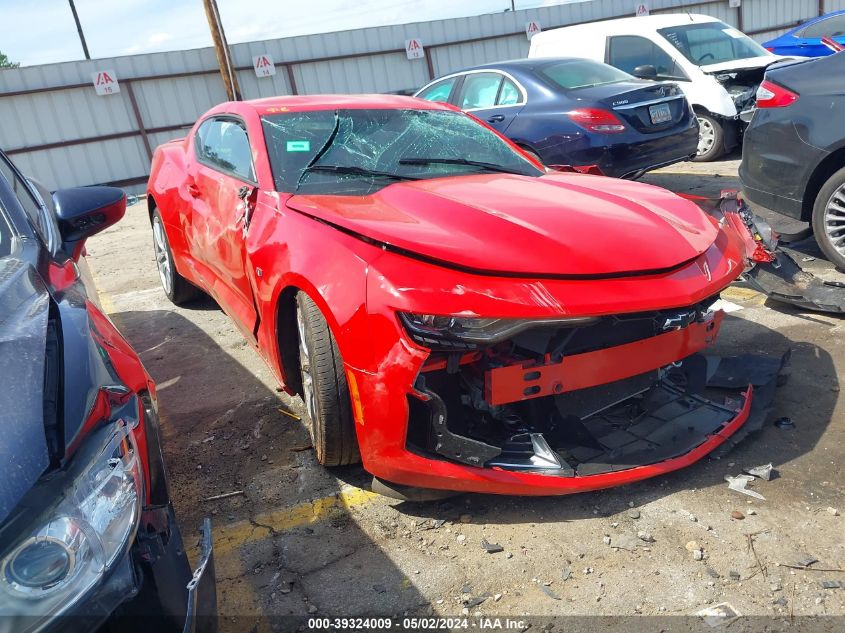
top-left (202, 489), bottom-right (244, 502)
top-left (494, 593), bottom-right (502, 602)
top-left (695, 602), bottom-right (741, 627)
top-left (774, 416), bottom-right (795, 429)
top-left (821, 580), bottom-right (842, 589)
top-left (613, 534), bottom-right (640, 551)
top-left (730, 510), bottom-right (745, 520)
top-left (561, 567), bottom-right (572, 581)
top-left (827, 507), bottom-right (840, 516)
top-left (637, 531), bottom-right (655, 543)
top-left (796, 555), bottom-right (819, 568)
top-left (726, 474), bottom-right (766, 500)
top-left (481, 538), bottom-right (504, 554)
top-left (627, 509), bottom-right (641, 519)
top-left (602, 535), bottom-right (612, 545)
top-left (729, 571), bottom-right (741, 581)
top-left (745, 463), bottom-right (775, 481)
top-left (705, 566), bottom-right (720, 579)
top-left (539, 584), bottom-right (561, 601)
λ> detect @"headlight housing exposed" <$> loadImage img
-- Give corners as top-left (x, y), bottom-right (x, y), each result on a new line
top-left (0, 420), bottom-right (142, 621)
top-left (399, 312), bottom-right (597, 350)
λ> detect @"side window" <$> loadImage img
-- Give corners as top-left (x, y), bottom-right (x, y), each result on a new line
top-left (802, 14), bottom-right (845, 38)
top-left (195, 118), bottom-right (256, 182)
top-left (497, 78), bottom-right (522, 105)
top-left (417, 77), bottom-right (457, 103)
top-left (459, 73), bottom-right (504, 110)
top-left (608, 35), bottom-right (681, 79)
top-left (0, 155), bottom-right (48, 244)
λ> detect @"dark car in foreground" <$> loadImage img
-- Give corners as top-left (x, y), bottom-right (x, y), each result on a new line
top-left (0, 150), bottom-right (215, 631)
top-left (763, 10), bottom-right (845, 57)
top-left (415, 57), bottom-right (699, 178)
top-left (739, 51), bottom-right (845, 269)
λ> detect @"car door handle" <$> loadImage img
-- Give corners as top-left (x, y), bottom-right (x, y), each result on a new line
top-left (186, 183), bottom-right (201, 198)
top-left (487, 115), bottom-right (506, 123)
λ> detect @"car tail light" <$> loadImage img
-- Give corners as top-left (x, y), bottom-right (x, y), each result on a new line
top-left (567, 108), bottom-right (626, 133)
top-left (755, 80), bottom-right (798, 108)
top-left (765, 46), bottom-right (775, 52)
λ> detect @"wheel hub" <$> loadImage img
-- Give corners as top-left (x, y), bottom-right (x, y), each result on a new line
top-left (697, 117), bottom-right (715, 156)
top-left (152, 218), bottom-right (172, 295)
top-left (823, 184), bottom-right (845, 258)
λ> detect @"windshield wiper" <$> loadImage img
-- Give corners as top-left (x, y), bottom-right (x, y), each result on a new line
top-left (300, 165), bottom-right (421, 181)
top-left (398, 157), bottom-right (527, 175)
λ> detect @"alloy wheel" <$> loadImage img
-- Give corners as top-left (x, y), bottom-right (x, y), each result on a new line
top-left (823, 183), bottom-right (845, 259)
top-left (296, 301), bottom-right (318, 426)
top-left (152, 217), bottom-right (172, 295)
top-left (696, 117), bottom-right (715, 156)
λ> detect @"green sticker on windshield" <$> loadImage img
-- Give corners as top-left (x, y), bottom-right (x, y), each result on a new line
top-left (286, 140), bottom-right (311, 152)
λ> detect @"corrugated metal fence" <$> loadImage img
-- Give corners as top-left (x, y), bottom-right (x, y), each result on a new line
top-left (0, 0), bottom-right (840, 193)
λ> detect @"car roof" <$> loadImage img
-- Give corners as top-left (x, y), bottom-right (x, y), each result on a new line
top-left (790, 9), bottom-right (845, 31)
top-left (456, 57), bottom-right (604, 73)
top-left (235, 94), bottom-right (453, 116)
top-left (535, 12), bottom-right (720, 37)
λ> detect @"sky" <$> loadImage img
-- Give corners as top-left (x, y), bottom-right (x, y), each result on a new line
top-left (0, 0), bottom-right (584, 67)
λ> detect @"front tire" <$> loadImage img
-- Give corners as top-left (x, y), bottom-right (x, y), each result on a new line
top-left (812, 165), bottom-right (845, 271)
top-left (692, 113), bottom-right (725, 162)
top-left (152, 210), bottom-right (200, 305)
top-left (296, 292), bottom-right (359, 466)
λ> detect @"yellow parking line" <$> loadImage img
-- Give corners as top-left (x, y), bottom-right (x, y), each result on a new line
top-left (213, 486), bottom-right (380, 557)
top-left (722, 286), bottom-right (763, 301)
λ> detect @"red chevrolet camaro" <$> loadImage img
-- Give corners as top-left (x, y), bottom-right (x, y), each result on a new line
top-left (147, 94), bottom-right (778, 497)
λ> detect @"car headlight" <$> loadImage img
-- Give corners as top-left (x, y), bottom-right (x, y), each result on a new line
top-left (398, 312), bottom-right (597, 350)
top-left (0, 420), bottom-right (142, 620)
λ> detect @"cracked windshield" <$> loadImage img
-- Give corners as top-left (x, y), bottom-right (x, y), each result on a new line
top-left (261, 108), bottom-right (542, 195)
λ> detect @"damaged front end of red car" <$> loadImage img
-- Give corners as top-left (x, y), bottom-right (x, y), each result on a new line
top-left (353, 192), bottom-right (789, 497)
top-left (387, 301), bottom-right (787, 497)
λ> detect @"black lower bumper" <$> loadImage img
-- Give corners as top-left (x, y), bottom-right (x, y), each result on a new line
top-left (746, 249), bottom-right (845, 313)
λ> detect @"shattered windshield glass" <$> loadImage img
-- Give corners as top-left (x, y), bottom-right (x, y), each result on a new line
top-left (260, 108), bottom-right (542, 195)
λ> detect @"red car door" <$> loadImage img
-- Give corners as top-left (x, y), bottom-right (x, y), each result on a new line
top-left (190, 117), bottom-right (259, 339)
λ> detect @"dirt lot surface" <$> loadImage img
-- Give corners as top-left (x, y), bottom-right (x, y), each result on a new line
top-left (86, 158), bottom-right (844, 631)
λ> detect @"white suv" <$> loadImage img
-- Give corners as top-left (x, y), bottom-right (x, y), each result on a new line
top-left (528, 14), bottom-right (791, 161)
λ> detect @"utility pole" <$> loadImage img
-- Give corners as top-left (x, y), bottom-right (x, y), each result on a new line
top-left (201, 0), bottom-right (242, 101)
top-left (68, 0), bottom-right (91, 60)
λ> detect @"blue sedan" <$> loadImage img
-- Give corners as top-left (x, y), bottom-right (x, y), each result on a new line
top-left (414, 58), bottom-right (699, 179)
top-left (763, 10), bottom-right (845, 57)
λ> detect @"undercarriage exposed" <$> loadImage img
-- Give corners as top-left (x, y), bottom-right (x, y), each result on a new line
top-left (405, 297), bottom-right (788, 478)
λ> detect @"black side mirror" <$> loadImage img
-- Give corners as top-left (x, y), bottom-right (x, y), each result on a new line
top-left (53, 186), bottom-right (126, 259)
top-left (632, 64), bottom-right (658, 80)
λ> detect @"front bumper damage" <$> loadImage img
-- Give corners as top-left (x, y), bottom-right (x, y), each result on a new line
top-left (401, 311), bottom-right (787, 491)
top-left (356, 206), bottom-right (792, 496)
top-left (695, 191), bottom-right (845, 314)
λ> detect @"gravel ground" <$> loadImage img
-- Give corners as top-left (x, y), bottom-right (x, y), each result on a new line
top-left (85, 157), bottom-right (845, 632)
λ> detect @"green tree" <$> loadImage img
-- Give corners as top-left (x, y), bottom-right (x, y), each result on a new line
top-left (0, 52), bottom-right (20, 69)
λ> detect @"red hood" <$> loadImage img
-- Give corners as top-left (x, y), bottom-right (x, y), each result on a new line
top-left (286, 173), bottom-right (719, 277)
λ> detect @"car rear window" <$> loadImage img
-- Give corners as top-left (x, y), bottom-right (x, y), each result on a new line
top-left (537, 59), bottom-right (632, 90)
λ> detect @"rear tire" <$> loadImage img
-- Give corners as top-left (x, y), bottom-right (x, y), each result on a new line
top-left (692, 113), bottom-right (725, 162)
top-left (296, 292), bottom-right (360, 466)
top-left (811, 165), bottom-right (845, 271)
top-left (152, 210), bottom-right (200, 305)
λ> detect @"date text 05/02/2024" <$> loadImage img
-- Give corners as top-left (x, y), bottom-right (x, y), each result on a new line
top-left (307, 618), bottom-right (529, 630)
